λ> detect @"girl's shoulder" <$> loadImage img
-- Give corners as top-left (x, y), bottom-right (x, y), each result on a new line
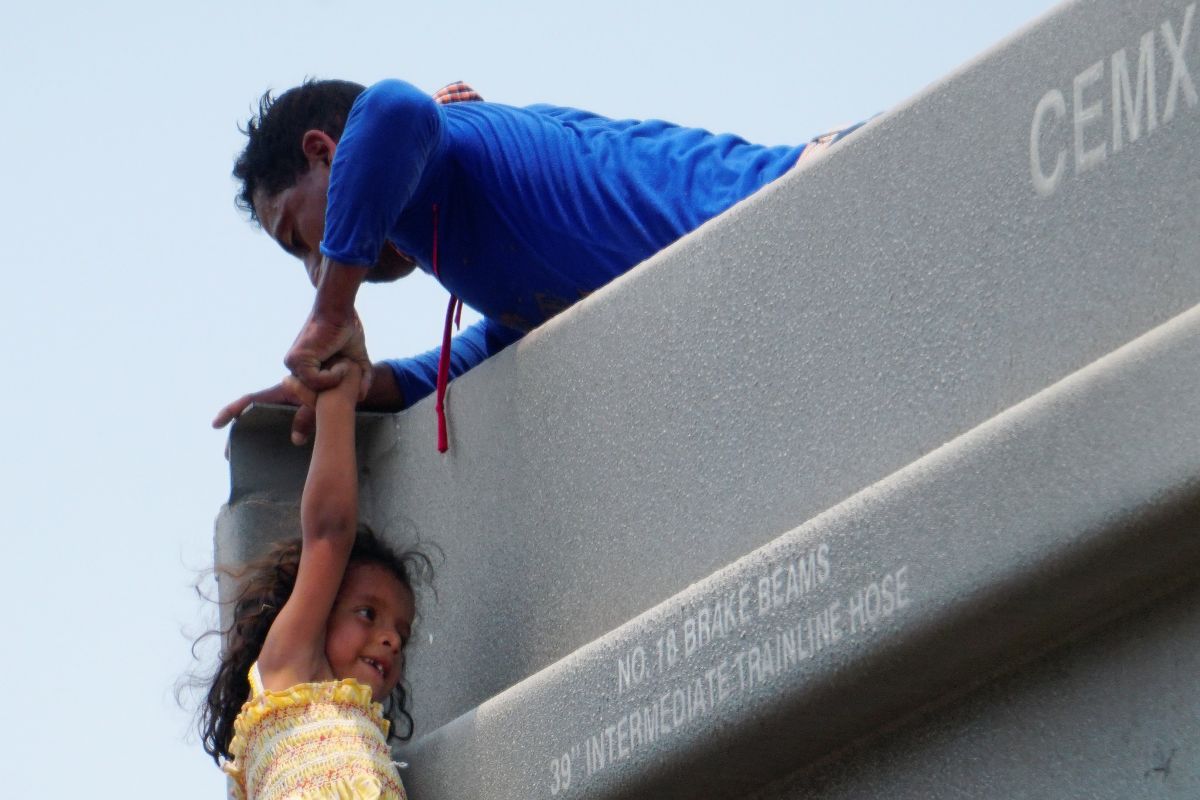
top-left (238, 661), bottom-right (384, 732)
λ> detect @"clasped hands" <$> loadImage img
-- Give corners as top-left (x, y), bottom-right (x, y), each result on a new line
top-left (213, 310), bottom-right (373, 446)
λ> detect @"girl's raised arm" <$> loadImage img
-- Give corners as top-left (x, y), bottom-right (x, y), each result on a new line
top-left (256, 361), bottom-right (362, 689)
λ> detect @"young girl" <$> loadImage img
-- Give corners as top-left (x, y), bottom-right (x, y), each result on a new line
top-left (200, 360), bottom-right (418, 799)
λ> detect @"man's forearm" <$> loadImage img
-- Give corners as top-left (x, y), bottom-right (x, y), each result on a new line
top-left (362, 363), bottom-right (405, 411)
top-left (313, 258), bottom-right (368, 325)
top-left (285, 257), bottom-right (374, 398)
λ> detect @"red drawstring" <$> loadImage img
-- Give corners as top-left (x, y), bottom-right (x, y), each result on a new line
top-left (431, 203), bottom-right (461, 453)
top-left (425, 84), bottom-right (481, 453)
top-left (435, 296), bottom-right (460, 453)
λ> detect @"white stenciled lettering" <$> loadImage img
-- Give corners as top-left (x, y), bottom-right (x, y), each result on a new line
top-left (1031, 89), bottom-right (1067, 195)
top-left (672, 687), bottom-right (687, 728)
top-left (1111, 31), bottom-right (1157, 152)
top-left (785, 560), bottom-right (802, 604)
top-left (1031, 5), bottom-right (1196, 195)
top-left (849, 566), bottom-right (912, 633)
top-left (1164, 3), bottom-right (1198, 122)
top-left (761, 638), bottom-right (777, 682)
top-left (754, 543), bottom-right (834, 617)
top-left (680, 594), bottom-right (740, 664)
top-left (813, 603), bottom-right (833, 650)
top-left (720, 591), bottom-right (736, 633)
top-left (681, 544), bottom-right (840, 676)
top-left (616, 645), bottom-right (646, 694)
top-left (577, 662), bottom-right (737, 787)
top-left (586, 730), bottom-right (605, 775)
top-left (558, 560), bottom-right (916, 795)
top-left (747, 645), bottom-right (762, 687)
top-left (628, 707), bottom-right (643, 750)
top-left (780, 626), bottom-right (798, 670)
top-left (717, 658), bottom-right (733, 702)
top-left (655, 629), bottom-right (679, 672)
top-left (1074, 60), bottom-right (1107, 174)
top-left (642, 704), bottom-right (659, 744)
top-left (704, 667), bottom-right (719, 708)
top-left (711, 597), bottom-right (726, 638)
top-left (881, 572), bottom-right (897, 616)
top-left (690, 676), bottom-right (708, 718)
top-left (797, 548), bottom-right (817, 595)
top-left (549, 751), bottom-right (572, 796)
top-left (732, 650), bottom-right (747, 691)
top-left (738, 582), bottom-right (753, 624)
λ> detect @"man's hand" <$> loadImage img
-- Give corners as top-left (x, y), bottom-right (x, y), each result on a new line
top-left (212, 379), bottom-right (318, 446)
top-left (213, 363), bottom-right (404, 446)
top-left (285, 258), bottom-right (373, 399)
top-left (284, 311), bottom-right (373, 399)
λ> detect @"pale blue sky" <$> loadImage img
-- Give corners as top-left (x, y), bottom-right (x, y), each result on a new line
top-left (0, 1), bottom-right (1058, 796)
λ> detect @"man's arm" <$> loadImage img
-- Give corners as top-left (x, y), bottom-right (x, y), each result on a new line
top-left (214, 318), bottom-right (520, 444)
top-left (319, 80), bottom-right (442, 266)
top-left (285, 80), bottom-right (444, 396)
top-left (284, 259), bottom-right (372, 398)
top-left (212, 361), bottom-right (401, 445)
top-left (382, 317), bottom-right (524, 408)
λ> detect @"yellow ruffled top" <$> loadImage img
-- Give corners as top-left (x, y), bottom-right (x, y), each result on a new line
top-left (222, 663), bottom-right (407, 800)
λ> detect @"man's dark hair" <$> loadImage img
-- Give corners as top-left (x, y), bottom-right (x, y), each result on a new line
top-left (233, 78), bottom-right (366, 223)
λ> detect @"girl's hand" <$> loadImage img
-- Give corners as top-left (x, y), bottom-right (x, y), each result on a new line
top-left (318, 357), bottom-right (364, 400)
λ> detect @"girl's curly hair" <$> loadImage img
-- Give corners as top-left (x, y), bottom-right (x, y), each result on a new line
top-left (193, 525), bottom-right (431, 765)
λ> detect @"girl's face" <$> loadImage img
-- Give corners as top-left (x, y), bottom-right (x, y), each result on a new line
top-left (324, 562), bottom-right (415, 701)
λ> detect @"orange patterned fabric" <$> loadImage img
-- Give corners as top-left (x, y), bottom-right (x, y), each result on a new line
top-left (431, 80), bottom-right (483, 104)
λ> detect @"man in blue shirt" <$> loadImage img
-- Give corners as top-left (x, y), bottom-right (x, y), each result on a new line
top-left (214, 78), bottom-right (851, 449)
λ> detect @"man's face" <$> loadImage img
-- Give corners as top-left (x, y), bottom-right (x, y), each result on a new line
top-left (252, 132), bottom-right (417, 287)
top-left (253, 164), bottom-right (333, 288)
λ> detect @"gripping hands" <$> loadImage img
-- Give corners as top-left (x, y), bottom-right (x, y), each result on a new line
top-left (284, 310), bottom-right (373, 402)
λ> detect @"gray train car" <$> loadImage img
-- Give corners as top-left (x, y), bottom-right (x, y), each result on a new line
top-left (216, 1), bottom-right (1200, 796)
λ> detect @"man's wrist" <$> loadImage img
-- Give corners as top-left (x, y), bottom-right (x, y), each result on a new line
top-left (313, 259), bottom-right (368, 325)
top-left (362, 363), bottom-right (404, 411)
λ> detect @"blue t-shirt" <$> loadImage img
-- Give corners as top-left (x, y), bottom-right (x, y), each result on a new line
top-left (320, 79), bottom-right (807, 405)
